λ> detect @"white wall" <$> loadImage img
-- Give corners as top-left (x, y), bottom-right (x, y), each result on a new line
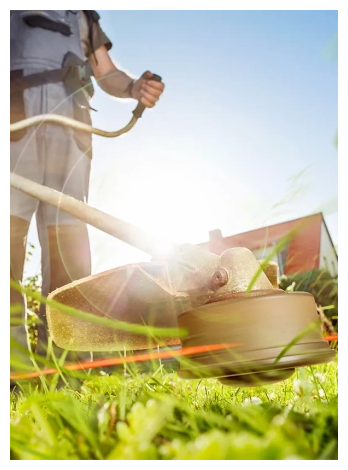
top-left (320, 221), bottom-right (338, 277)
top-left (251, 246), bottom-right (283, 273)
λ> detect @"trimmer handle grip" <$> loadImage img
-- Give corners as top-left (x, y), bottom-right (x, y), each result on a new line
top-left (132, 72), bottom-right (162, 119)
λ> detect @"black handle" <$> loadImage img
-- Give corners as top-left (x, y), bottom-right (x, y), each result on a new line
top-left (132, 72), bottom-right (162, 119)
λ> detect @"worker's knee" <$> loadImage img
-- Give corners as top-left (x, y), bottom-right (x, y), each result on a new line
top-left (10, 215), bottom-right (30, 241)
top-left (46, 224), bottom-right (91, 288)
top-left (46, 224), bottom-right (91, 259)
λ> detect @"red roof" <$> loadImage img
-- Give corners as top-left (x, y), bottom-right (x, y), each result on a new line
top-left (198, 213), bottom-right (328, 274)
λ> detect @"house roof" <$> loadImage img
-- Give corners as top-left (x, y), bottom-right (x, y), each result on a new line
top-left (198, 213), bottom-right (331, 255)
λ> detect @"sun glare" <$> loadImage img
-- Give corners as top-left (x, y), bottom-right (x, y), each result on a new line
top-left (88, 147), bottom-right (257, 274)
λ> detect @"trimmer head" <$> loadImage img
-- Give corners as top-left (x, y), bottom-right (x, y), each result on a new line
top-left (47, 246), bottom-right (335, 386)
top-left (177, 291), bottom-right (335, 386)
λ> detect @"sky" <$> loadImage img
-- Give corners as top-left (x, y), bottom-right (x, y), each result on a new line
top-left (24, 10), bottom-right (338, 278)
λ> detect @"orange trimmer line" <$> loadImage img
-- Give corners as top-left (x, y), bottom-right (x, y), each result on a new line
top-left (10, 343), bottom-right (238, 380)
top-left (11, 335), bottom-right (337, 381)
top-left (323, 334), bottom-right (338, 342)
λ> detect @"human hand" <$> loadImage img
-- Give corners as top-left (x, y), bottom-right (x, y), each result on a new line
top-left (131, 71), bottom-right (165, 108)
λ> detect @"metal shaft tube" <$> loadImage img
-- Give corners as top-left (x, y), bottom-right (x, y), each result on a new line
top-left (10, 173), bottom-right (177, 256)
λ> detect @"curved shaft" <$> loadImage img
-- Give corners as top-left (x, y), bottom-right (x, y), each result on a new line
top-left (10, 114), bottom-right (138, 138)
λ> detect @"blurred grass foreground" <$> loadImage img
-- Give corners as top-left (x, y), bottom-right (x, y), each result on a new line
top-left (10, 356), bottom-right (338, 460)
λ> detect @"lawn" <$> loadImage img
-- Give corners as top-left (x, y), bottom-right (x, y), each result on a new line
top-left (10, 354), bottom-right (338, 460)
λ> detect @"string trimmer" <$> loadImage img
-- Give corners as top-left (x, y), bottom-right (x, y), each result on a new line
top-left (10, 73), bottom-right (335, 386)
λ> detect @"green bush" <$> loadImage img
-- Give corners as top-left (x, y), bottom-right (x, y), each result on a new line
top-left (23, 244), bottom-right (41, 348)
top-left (279, 269), bottom-right (338, 324)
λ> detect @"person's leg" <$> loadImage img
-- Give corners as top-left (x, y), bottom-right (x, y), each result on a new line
top-left (36, 214), bottom-right (92, 356)
top-left (10, 216), bottom-right (32, 372)
top-left (10, 217), bottom-right (30, 310)
top-left (10, 90), bottom-right (42, 371)
top-left (36, 114), bottom-right (93, 360)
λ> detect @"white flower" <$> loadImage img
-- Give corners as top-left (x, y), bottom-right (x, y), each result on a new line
top-left (272, 414), bottom-right (285, 426)
top-left (293, 379), bottom-right (311, 396)
top-left (244, 396), bottom-right (262, 405)
top-left (293, 379), bottom-right (303, 395)
top-left (319, 389), bottom-right (325, 398)
top-left (286, 282), bottom-right (296, 292)
top-left (268, 392), bottom-right (276, 400)
top-left (314, 373), bottom-right (325, 384)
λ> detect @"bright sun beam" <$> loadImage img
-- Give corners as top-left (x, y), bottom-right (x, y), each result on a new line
top-left (88, 147), bottom-right (256, 274)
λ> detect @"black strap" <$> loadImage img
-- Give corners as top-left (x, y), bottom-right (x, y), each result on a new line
top-left (10, 67), bottom-right (71, 94)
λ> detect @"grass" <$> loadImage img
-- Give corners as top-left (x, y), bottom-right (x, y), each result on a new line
top-left (10, 258), bottom-right (338, 460)
top-left (10, 353), bottom-right (338, 460)
top-left (10, 266), bottom-right (338, 460)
